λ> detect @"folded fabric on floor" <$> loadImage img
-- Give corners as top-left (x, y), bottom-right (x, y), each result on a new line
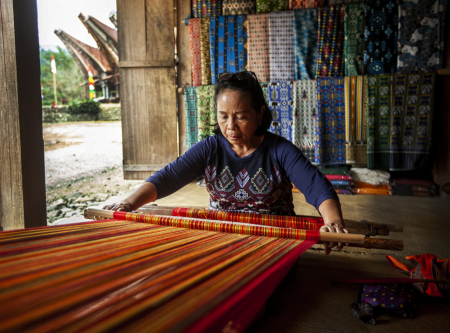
top-left (335, 189), bottom-right (353, 195)
top-left (330, 180), bottom-right (352, 186)
top-left (393, 178), bottom-right (434, 187)
top-left (318, 165), bottom-right (351, 175)
top-left (326, 175), bottom-right (351, 180)
top-left (352, 180), bottom-right (391, 190)
top-left (350, 168), bottom-right (390, 185)
top-left (391, 184), bottom-right (438, 197)
top-left (353, 188), bottom-right (391, 195)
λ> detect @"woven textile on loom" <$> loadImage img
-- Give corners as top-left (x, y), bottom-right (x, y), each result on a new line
top-left (344, 3), bottom-right (365, 76)
top-left (398, 0), bottom-right (448, 72)
top-left (268, 81), bottom-right (294, 141)
top-left (209, 15), bottom-right (248, 84)
top-left (189, 19), bottom-right (202, 87)
top-left (0, 217), bottom-right (316, 332)
top-left (192, 0), bottom-right (223, 18)
top-left (222, 0), bottom-right (256, 15)
top-left (289, 0), bottom-right (325, 10)
top-left (344, 76), bottom-right (367, 167)
top-left (390, 71), bottom-right (435, 170)
top-left (185, 87), bottom-right (199, 148)
top-left (315, 77), bottom-right (346, 165)
top-left (269, 11), bottom-right (295, 81)
top-left (256, 0), bottom-right (289, 14)
top-left (196, 85), bottom-right (215, 139)
top-left (292, 79), bottom-right (317, 163)
top-left (247, 13), bottom-right (270, 82)
top-left (316, 5), bottom-right (345, 78)
top-left (366, 74), bottom-right (393, 170)
top-left (293, 8), bottom-right (319, 80)
top-left (363, 0), bottom-right (398, 74)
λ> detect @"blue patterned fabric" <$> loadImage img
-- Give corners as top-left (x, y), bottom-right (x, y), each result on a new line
top-left (210, 15), bottom-right (247, 84)
top-left (184, 87), bottom-right (199, 148)
top-left (363, 0), bottom-right (398, 74)
top-left (398, 0), bottom-right (448, 72)
top-left (268, 81), bottom-right (294, 142)
top-left (315, 78), bottom-right (346, 165)
top-left (293, 9), bottom-right (319, 80)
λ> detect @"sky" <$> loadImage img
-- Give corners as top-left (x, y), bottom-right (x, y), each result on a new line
top-left (37, 0), bottom-right (117, 50)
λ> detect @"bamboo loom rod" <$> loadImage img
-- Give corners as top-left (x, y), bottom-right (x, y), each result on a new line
top-left (84, 208), bottom-right (404, 251)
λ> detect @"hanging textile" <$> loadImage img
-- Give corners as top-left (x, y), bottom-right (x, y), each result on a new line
top-left (398, 0), bottom-right (448, 72)
top-left (189, 19), bottom-right (203, 87)
top-left (292, 80), bottom-right (317, 163)
top-left (328, 0), bottom-right (356, 4)
top-left (260, 82), bottom-right (270, 106)
top-left (316, 6), bottom-right (345, 78)
top-left (344, 76), bottom-right (367, 167)
top-left (201, 18), bottom-right (212, 85)
top-left (268, 81), bottom-right (294, 141)
top-left (366, 74), bottom-right (393, 170)
top-left (247, 14), bottom-right (270, 82)
top-left (192, 0), bottom-right (223, 18)
top-left (344, 3), bottom-right (365, 76)
top-left (390, 72), bottom-right (436, 170)
top-left (197, 85), bottom-right (215, 140)
top-left (185, 87), bottom-right (199, 148)
top-left (256, 0), bottom-right (289, 13)
top-left (289, 0), bottom-right (325, 9)
top-left (269, 11), bottom-right (295, 81)
top-left (293, 9), bottom-right (319, 80)
top-left (315, 77), bottom-right (346, 165)
top-left (209, 15), bottom-right (247, 84)
top-left (222, 0), bottom-right (256, 15)
top-left (363, 0), bottom-right (398, 74)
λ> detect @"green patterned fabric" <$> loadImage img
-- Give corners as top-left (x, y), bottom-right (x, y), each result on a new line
top-left (260, 82), bottom-right (270, 106)
top-left (196, 85), bottom-right (215, 140)
top-left (344, 3), bottom-right (365, 76)
top-left (185, 87), bottom-right (199, 148)
top-left (200, 18), bottom-right (212, 85)
top-left (256, 0), bottom-right (289, 14)
top-left (366, 74), bottom-right (393, 170)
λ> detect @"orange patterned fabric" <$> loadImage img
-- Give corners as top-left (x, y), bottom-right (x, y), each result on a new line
top-left (247, 14), bottom-right (270, 82)
top-left (189, 19), bottom-right (202, 86)
top-left (289, 0), bottom-right (326, 9)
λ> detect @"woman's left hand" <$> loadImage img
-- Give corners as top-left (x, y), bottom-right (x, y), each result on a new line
top-left (319, 222), bottom-right (348, 255)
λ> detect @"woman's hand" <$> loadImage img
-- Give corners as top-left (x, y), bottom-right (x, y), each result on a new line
top-left (103, 201), bottom-right (134, 212)
top-left (318, 199), bottom-right (348, 255)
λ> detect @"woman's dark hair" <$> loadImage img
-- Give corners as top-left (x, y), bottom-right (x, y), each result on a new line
top-left (212, 72), bottom-right (272, 136)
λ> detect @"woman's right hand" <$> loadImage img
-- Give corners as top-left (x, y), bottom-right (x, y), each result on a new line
top-left (103, 201), bottom-right (134, 212)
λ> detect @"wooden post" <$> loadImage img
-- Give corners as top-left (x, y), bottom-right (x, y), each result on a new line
top-left (117, 0), bottom-right (178, 180)
top-left (0, 0), bottom-right (47, 230)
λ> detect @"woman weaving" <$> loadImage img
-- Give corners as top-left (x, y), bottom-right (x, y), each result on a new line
top-left (105, 71), bottom-right (348, 254)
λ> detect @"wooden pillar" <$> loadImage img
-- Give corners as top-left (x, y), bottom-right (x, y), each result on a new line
top-left (0, 0), bottom-right (46, 230)
top-left (117, 0), bottom-right (178, 180)
top-left (176, 0), bottom-right (192, 155)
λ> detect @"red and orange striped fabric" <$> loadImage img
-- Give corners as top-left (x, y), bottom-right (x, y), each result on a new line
top-left (0, 219), bottom-right (315, 332)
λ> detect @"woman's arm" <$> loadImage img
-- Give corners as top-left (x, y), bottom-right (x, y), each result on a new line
top-left (318, 198), bottom-right (348, 255)
top-left (103, 182), bottom-right (157, 212)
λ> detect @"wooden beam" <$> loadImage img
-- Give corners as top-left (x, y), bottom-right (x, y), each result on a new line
top-left (0, 0), bottom-right (46, 230)
top-left (118, 60), bottom-right (174, 68)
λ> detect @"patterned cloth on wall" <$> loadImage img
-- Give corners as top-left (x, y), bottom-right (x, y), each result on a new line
top-left (209, 15), bottom-right (247, 84)
top-left (366, 74), bottom-right (393, 170)
top-left (363, 0), bottom-right (398, 74)
top-left (345, 3), bottom-right (365, 76)
top-left (185, 87), bottom-right (199, 148)
top-left (315, 78), bottom-right (346, 165)
top-left (192, 0), bottom-right (223, 18)
top-left (316, 6), bottom-right (345, 78)
top-left (189, 19), bottom-right (202, 87)
top-left (256, 0), bottom-right (289, 14)
top-left (269, 11), bottom-right (295, 81)
top-left (197, 85), bottom-right (215, 140)
top-left (260, 82), bottom-right (270, 106)
top-left (293, 9), bottom-right (319, 80)
top-left (247, 14), bottom-right (270, 82)
top-left (390, 72), bottom-right (436, 170)
top-left (327, 0), bottom-right (356, 4)
top-left (344, 76), bottom-right (367, 166)
top-left (201, 18), bottom-right (212, 85)
top-left (398, 0), bottom-right (448, 72)
top-left (290, 0), bottom-right (326, 9)
top-left (293, 80), bottom-right (317, 163)
top-left (268, 81), bottom-right (294, 141)
top-left (222, 0), bottom-right (256, 15)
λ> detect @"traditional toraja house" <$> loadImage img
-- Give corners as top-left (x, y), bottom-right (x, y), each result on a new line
top-left (109, 10), bottom-right (117, 29)
top-left (78, 13), bottom-right (119, 100)
top-left (54, 29), bottom-right (114, 101)
top-left (1, 1), bottom-right (450, 332)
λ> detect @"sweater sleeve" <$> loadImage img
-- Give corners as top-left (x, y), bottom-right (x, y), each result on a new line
top-left (145, 137), bottom-right (218, 199)
top-left (269, 135), bottom-right (339, 211)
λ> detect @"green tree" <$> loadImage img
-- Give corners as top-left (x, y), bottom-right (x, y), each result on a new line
top-left (40, 47), bottom-right (86, 106)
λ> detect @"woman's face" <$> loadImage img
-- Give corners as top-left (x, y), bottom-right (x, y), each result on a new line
top-left (217, 89), bottom-right (264, 146)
